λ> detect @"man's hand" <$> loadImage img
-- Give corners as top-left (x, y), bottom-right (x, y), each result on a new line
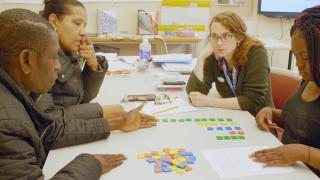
top-left (102, 105), bottom-right (125, 120)
top-left (121, 105), bottom-right (157, 132)
top-left (93, 154), bottom-right (127, 174)
top-left (103, 104), bottom-right (157, 132)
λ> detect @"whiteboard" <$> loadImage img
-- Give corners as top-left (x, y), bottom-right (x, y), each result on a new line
top-left (3, 0), bottom-right (160, 3)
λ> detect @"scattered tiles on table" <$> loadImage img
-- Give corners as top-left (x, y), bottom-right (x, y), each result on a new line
top-left (137, 148), bottom-right (196, 174)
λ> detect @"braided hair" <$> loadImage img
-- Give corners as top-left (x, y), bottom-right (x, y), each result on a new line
top-left (291, 5), bottom-right (320, 87)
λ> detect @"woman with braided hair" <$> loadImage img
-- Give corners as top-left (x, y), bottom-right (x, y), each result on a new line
top-left (251, 6), bottom-right (320, 176)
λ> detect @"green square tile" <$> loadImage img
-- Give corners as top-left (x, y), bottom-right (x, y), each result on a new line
top-left (223, 136), bottom-right (231, 140)
top-left (216, 136), bottom-right (223, 140)
top-left (194, 118), bottom-right (201, 122)
top-left (238, 136), bottom-right (245, 140)
top-left (170, 119), bottom-right (176, 122)
top-left (217, 118), bottom-right (224, 121)
top-left (201, 118), bottom-right (207, 122)
top-left (179, 119), bottom-right (185, 122)
top-left (231, 136), bottom-right (238, 140)
top-left (186, 118), bottom-right (192, 122)
top-left (162, 119), bottom-right (168, 122)
top-left (226, 118), bottom-right (233, 121)
top-left (209, 118), bottom-right (216, 121)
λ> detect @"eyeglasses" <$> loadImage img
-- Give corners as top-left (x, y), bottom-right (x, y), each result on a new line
top-left (154, 94), bottom-right (177, 105)
top-left (208, 33), bottom-right (234, 43)
top-left (121, 93), bottom-right (176, 105)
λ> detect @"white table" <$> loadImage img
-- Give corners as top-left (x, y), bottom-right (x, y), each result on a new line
top-left (43, 63), bottom-right (318, 180)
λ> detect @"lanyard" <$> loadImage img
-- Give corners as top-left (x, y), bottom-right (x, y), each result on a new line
top-left (221, 60), bottom-right (237, 96)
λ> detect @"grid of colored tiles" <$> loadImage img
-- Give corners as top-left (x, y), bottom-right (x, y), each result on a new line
top-left (159, 118), bottom-right (244, 140)
top-left (159, 117), bottom-right (233, 123)
top-left (202, 118), bottom-right (245, 140)
top-left (137, 148), bottom-right (196, 174)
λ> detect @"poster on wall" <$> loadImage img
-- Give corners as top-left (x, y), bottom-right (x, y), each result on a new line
top-left (216, 0), bottom-right (246, 6)
top-left (97, 9), bottom-right (117, 36)
top-left (137, 9), bottom-right (159, 35)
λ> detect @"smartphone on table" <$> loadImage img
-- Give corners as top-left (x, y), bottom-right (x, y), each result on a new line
top-left (126, 94), bottom-right (156, 101)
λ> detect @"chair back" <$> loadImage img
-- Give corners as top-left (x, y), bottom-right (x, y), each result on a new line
top-left (270, 67), bottom-right (302, 109)
top-left (153, 37), bottom-right (168, 54)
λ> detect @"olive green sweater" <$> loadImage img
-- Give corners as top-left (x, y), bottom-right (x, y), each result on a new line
top-left (186, 46), bottom-right (274, 116)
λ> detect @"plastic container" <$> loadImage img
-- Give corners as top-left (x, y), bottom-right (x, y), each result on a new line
top-left (139, 37), bottom-right (151, 61)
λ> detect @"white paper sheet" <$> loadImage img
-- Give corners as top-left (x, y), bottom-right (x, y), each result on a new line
top-left (161, 60), bottom-right (196, 73)
top-left (152, 54), bottom-right (192, 63)
top-left (118, 56), bottom-right (139, 65)
top-left (138, 98), bottom-right (199, 116)
top-left (107, 60), bottom-right (133, 71)
top-left (201, 146), bottom-right (295, 179)
top-left (95, 52), bottom-right (118, 61)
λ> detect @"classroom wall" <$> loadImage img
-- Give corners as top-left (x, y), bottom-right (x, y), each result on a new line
top-left (0, 0), bottom-right (294, 69)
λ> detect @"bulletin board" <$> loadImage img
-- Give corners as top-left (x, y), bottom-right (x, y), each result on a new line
top-left (159, 0), bottom-right (211, 32)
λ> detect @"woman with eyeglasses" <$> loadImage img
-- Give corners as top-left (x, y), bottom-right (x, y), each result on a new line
top-left (186, 12), bottom-right (273, 116)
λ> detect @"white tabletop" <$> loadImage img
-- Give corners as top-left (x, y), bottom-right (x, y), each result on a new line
top-left (43, 63), bottom-right (318, 180)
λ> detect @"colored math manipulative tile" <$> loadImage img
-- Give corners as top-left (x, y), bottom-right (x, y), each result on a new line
top-left (186, 118), bottom-right (193, 122)
top-left (201, 118), bottom-right (208, 122)
top-left (217, 118), bottom-right (224, 121)
top-left (170, 119), bottom-right (177, 122)
top-left (179, 119), bottom-right (185, 122)
top-left (137, 148), bottom-right (196, 174)
top-left (162, 119), bottom-right (168, 122)
top-left (194, 118), bottom-right (201, 122)
top-left (161, 118), bottom-right (195, 123)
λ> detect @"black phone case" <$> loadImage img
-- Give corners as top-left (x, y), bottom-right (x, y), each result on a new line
top-left (127, 94), bottom-right (156, 101)
top-left (162, 81), bottom-right (186, 85)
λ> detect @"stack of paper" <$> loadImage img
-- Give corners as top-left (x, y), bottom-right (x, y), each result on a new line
top-left (161, 60), bottom-right (196, 73)
top-left (152, 54), bottom-right (192, 63)
top-left (107, 60), bottom-right (133, 72)
top-left (95, 53), bottom-right (134, 76)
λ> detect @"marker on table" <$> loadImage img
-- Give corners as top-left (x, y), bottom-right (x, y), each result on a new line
top-left (152, 106), bottom-right (179, 116)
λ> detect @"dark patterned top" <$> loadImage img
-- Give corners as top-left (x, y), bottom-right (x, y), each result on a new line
top-left (282, 81), bottom-right (320, 177)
